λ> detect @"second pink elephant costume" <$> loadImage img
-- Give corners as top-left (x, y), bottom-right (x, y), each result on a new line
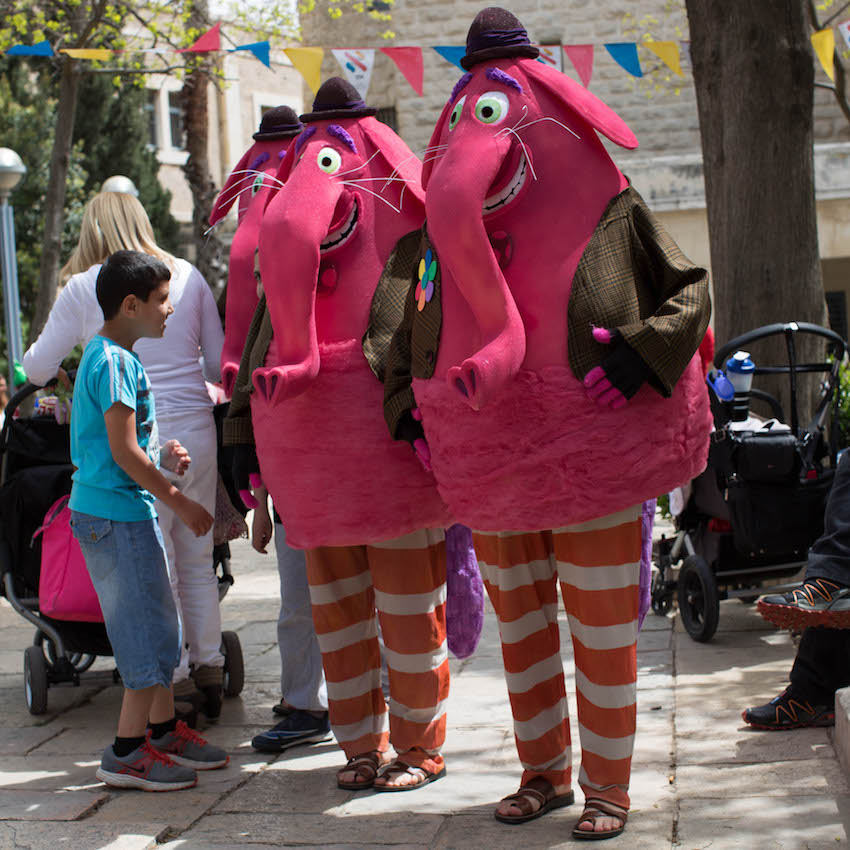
top-left (376, 7), bottom-right (712, 838)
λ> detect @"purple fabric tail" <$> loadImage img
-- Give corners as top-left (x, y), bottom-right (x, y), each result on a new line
top-left (444, 523), bottom-right (484, 658)
top-left (639, 499), bottom-right (656, 629)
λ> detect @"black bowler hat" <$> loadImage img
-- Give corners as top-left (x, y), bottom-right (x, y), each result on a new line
top-left (300, 77), bottom-right (377, 123)
top-left (461, 7), bottom-right (540, 70)
top-left (253, 106), bottom-right (303, 140)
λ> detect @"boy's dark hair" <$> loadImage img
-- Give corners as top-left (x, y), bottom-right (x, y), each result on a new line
top-left (96, 250), bottom-right (171, 320)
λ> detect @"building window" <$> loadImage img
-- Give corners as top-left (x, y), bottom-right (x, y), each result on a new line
top-left (826, 290), bottom-right (848, 344)
top-left (144, 90), bottom-right (158, 148)
top-left (375, 106), bottom-right (397, 132)
top-left (168, 91), bottom-right (185, 150)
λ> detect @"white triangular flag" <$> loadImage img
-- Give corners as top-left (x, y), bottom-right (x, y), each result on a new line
top-left (332, 49), bottom-right (376, 99)
top-left (537, 45), bottom-right (564, 73)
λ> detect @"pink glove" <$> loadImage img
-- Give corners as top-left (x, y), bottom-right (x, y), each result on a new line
top-left (585, 326), bottom-right (649, 409)
top-left (413, 438), bottom-right (432, 472)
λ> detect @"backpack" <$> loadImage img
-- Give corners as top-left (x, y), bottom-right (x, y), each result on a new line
top-left (33, 496), bottom-right (103, 623)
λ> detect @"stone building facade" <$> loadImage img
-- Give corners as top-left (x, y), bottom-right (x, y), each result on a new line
top-left (302, 0), bottom-right (850, 336)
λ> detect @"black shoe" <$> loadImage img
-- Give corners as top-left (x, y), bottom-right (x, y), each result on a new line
top-left (251, 710), bottom-right (331, 752)
top-left (272, 700), bottom-right (294, 717)
top-left (742, 687), bottom-right (835, 730)
top-left (757, 578), bottom-right (850, 630)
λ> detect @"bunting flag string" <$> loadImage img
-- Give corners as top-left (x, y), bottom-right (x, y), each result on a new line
top-left (7, 19), bottom-right (842, 100)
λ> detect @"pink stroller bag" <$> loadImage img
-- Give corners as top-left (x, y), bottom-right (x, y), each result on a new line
top-left (34, 495), bottom-right (103, 623)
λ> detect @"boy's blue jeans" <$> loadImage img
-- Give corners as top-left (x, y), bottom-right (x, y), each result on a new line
top-left (70, 511), bottom-right (181, 690)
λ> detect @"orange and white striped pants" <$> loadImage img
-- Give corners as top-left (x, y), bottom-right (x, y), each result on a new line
top-left (473, 504), bottom-right (642, 812)
top-left (305, 528), bottom-right (449, 773)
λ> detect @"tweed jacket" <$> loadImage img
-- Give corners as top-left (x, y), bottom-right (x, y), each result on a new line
top-left (222, 294), bottom-right (272, 447)
top-left (370, 186), bottom-right (710, 440)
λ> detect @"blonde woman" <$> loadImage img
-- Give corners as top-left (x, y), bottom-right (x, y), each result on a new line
top-left (23, 191), bottom-right (226, 715)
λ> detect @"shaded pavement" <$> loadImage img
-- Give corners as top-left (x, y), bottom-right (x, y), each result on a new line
top-left (0, 535), bottom-right (847, 849)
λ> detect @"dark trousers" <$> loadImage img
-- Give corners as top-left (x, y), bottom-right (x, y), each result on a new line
top-left (790, 628), bottom-right (850, 703)
top-left (807, 450), bottom-right (850, 584)
top-left (790, 451), bottom-right (850, 702)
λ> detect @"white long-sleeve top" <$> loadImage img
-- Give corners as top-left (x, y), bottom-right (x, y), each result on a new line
top-left (23, 258), bottom-right (224, 418)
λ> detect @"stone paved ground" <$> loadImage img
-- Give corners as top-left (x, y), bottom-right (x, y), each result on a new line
top-left (0, 535), bottom-right (847, 849)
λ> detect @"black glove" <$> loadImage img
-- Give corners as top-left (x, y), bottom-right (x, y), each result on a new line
top-left (232, 443), bottom-right (263, 509)
top-left (600, 332), bottom-right (651, 400)
top-left (396, 409), bottom-right (426, 448)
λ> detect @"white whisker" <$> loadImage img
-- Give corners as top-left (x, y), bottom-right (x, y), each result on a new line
top-left (215, 170), bottom-right (285, 211)
top-left (500, 127), bottom-right (538, 181)
top-left (335, 149), bottom-right (384, 178)
top-left (341, 181), bottom-right (402, 214)
top-left (382, 145), bottom-right (449, 190)
top-left (512, 115), bottom-right (581, 140)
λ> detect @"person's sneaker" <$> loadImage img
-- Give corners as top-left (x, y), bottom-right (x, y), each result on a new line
top-left (149, 720), bottom-right (229, 770)
top-left (251, 710), bottom-right (331, 753)
top-left (96, 742), bottom-right (197, 791)
top-left (757, 578), bottom-right (850, 630)
top-left (742, 687), bottom-right (835, 730)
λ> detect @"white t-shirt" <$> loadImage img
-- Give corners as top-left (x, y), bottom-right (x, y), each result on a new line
top-left (23, 258), bottom-right (224, 419)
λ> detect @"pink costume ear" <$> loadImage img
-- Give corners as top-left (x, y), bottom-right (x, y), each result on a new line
top-left (263, 142), bottom-right (298, 213)
top-left (421, 102), bottom-right (452, 190)
top-left (522, 60), bottom-right (638, 150)
top-left (357, 116), bottom-right (425, 210)
top-left (210, 146), bottom-right (255, 226)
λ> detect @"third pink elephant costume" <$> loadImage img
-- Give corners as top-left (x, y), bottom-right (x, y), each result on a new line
top-left (377, 7), bottom-right (712, 838)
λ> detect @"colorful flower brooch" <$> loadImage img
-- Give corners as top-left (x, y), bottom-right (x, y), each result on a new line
top-left (417, 249), bottom-right (437, 312)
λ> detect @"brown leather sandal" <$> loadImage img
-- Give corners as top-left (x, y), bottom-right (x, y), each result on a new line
top-left (572, 798), bottom-right (629, 840)
top-left (336, 751), bottom-right (390, 790)
top-left (493, 775), bottom-right (576, 824)
top-left (373, 760), bottom-right (446, 792)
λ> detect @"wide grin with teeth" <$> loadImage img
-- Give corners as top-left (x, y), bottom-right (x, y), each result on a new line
top-left (483, 152), bottom-right (527, 215)
top-left (320, 200), bottom-right (359, 252)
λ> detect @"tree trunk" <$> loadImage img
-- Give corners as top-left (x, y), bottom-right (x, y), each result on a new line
top-left (29, 59), bottom-right (79, 344)
top-left (181, 3), bottom-right (226, 294)
top-left (685, 0), bottom-right (827, 425)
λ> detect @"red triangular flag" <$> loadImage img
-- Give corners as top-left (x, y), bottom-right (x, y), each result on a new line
top-left (380, 46), bottom-right (424, 96)
top-left (182, 22), bottom-right (221, 53)
top-left (564, 44), bottom-right (594, 88)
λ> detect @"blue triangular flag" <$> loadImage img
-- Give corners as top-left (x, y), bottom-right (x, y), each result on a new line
top-left (604, 43), bottom-right (642, 77)
top-left (7, 40), bottom-right (54, 57)
top-left (433, 46), bottom-right (466, 71)
top-left (232, 41), bottom-right (270, 68)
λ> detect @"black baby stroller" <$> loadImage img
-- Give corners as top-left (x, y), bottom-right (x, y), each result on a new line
top-left (0, 381), bottom-right (245, 714)
top-left (652, 322), bottom-right (847, 642)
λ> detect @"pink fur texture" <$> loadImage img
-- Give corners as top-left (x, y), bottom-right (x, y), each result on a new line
top-left (413, 354), bottom-right (711, 532)
top-left (251, 339), bottom-right (452, 549)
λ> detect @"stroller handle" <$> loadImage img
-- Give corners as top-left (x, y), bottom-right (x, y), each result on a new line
top-left (713, 322), bottom-right (846, 370)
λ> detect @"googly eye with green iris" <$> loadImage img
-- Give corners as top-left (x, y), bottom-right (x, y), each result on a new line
top-left (449, 95), bottom-right (466, 131)
top-left (317, 147), bottom-right (342, 174)
top-left (251, 172), bottom-right (265, 197)
top-left (474, 91), bottom-right (510, 125)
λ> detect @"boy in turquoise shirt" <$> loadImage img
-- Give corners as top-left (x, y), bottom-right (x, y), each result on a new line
top-left (71, 250), bottom-right (227, 791)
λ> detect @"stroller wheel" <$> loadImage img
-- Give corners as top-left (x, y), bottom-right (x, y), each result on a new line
top-left (221, 630), bottom-right (244, 697)
top-left (24, 646), bottom-right (48, 715)
top-left (677, 555), bottom-right (720, 642)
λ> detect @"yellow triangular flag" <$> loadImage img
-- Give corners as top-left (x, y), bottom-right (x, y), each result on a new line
top-left (644, 41), bottom-right (683, 77)
top-left (284, 47), bottom-right (324, 94)
top-left (811, 28), bottom-right (835, 81)
top-left (60, 48), bottom-right (112, 60)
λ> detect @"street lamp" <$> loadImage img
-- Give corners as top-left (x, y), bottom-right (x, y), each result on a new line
top-left (0, 148), bottom-right (26, 390)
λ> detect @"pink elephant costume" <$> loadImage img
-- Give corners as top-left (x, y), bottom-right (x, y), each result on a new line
top-left (378, 8), bottom-right (712, 836)
top-left (210, 106), bottom-right (303, 398)
top-left (250, 79), bottom-right (455, 790)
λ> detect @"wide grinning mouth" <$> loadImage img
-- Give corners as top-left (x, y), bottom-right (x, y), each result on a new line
top-left (483, 148), bottom-right (527, 215)
top-left (320, 196), bottom-right (358, 253)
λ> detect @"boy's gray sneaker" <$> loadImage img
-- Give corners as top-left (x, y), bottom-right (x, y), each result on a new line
top-left (96, 742), bottom-right (197, 791)
top-left (149, 719), bottom-right (229, 770)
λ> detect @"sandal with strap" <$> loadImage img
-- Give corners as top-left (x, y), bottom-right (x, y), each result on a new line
top-left (494, 775), bottom-right (576, 824)
top-left (373, 760), bottom-right (447, 792)
top-left (336, 751), bottom-right (390, 790)
top-left (572, 798), bottom-right (629, 840)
